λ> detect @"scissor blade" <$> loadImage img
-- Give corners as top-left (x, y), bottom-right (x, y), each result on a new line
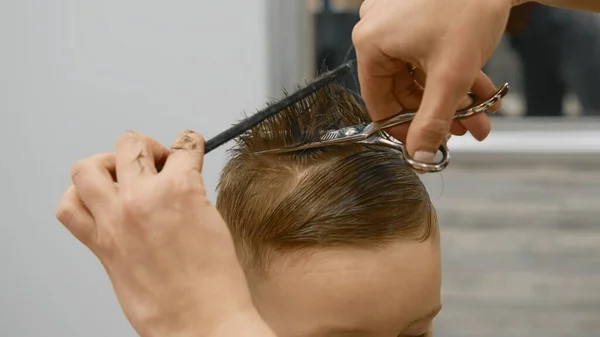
top-left (251, 123), bottom-right (372, 155)
top-left (318, 123), bottom-right (371, 141)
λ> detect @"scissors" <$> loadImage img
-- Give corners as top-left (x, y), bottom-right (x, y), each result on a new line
top-left (252, 82), bottom-right (510, 173)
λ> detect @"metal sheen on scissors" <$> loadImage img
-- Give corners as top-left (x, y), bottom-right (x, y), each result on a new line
top-left (252, 82), bottom-right (510, 173)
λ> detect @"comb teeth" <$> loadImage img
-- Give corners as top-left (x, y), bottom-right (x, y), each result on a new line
top-left (203, 62), bottom-right (354, 154)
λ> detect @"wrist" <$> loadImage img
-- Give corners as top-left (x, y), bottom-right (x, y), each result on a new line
top-left (136, 277), bottom-right (262, 337)
top-left (138, 307), bottom-right (273, 337)
top-left (134, 282), bottom-right (270, 337)
top-left (206, 308), bottom-right (277, 337)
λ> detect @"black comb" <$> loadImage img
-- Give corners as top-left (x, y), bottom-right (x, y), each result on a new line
top-left (204, 61), bottom-right (354, 154)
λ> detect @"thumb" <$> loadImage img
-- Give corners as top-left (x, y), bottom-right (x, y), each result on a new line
top-left (161, 130), bottom-right (206, 176)
top-left (406, 58), bottom-right (479, 163)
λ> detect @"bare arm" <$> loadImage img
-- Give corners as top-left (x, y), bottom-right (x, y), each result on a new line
top-left (535, 0), bottom-right (600, 11)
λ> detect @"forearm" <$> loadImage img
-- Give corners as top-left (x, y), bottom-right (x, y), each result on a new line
top-left (530, 0), bottom-right (600, 12)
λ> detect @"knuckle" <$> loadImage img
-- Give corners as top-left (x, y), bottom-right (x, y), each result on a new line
top-left (70, 153), bottom-right (115, 182)
top-left (431, 58), bottom-right (479, 91)
top-left (165, 175), bottom-right (190, 192)
top-left (434, 65), bottom-right (465, 87)
top-left (55, 196), bottom-right (95, 246)
top-left (351, 20), bottom-right (376, 49)
top-left (121, 192), bottom-right (150, 217)
top-left (163, 173), bottom-right (205, 196)
top-left (95, 232), bottom-right (115, 252)
top-left (55, 202), bottom-right (75, 225)
top-left (70, 158), bottom-right (91, 182)
top-left (418, 117), bottom-right (452, 147)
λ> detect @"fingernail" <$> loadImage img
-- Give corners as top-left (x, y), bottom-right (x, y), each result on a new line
top-left (413, 151), bottom-right (436, 164)
top-left (412, 151), bottom-right (436, 175)
top-left (459, 95), bottom-right (474, 109)
top-left (171, 130), bottom-right (203, 151)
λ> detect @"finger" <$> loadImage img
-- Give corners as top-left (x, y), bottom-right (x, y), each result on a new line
top-left (353, 21), bottom-right (405, 122)
top-left (383, 69), bottom-right (422, 142)
top-left (411, 65), bottom-right (475, 109)
top-left (471, 71), bottom-right (502, 113)
top-left (450, 121), bottom-right (468, 136)
top-left (71, 152), bottom-right (118, 216)
top-left (406, 54), bottom-right (481, 162)
top-left (161, 130), bottom-right (206, 177)
top-left (386, 65), bottom-right (471, 142)
top-left (115, 131), bottom-right (170, 188)
top-left (56, 185), bottom-right (96, 245)
top-left (458, 112), bottom-right (491, 141)
top-left (385, 124), bottom-right (409, 143)
top-left (382, 107), bottom-right (470, 142)
top-left (454, 72), bottom-right (498, 141)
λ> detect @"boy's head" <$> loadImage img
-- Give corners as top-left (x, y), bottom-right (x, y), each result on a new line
top-left (216, 84), bottom-right (441, 337)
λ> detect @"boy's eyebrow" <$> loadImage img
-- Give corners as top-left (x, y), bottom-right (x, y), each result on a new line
top-left (323, 305), bottom-right (442, 337)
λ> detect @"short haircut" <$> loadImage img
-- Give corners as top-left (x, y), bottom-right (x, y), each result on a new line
top-left (216, 83), bottom-right (437, 274)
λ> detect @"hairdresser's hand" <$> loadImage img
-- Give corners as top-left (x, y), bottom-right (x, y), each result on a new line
top-left (353, 0), bottom-right (514, 163)
top-left (56, 131), bottom-right (273, 337)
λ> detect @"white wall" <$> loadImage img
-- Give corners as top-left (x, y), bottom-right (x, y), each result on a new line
top-left (0, 1), bottom-right (268, 336)
top-left (266, 0), bottom-right (313, 97)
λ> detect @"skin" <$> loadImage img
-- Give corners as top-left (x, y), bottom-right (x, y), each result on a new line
top-left (251, 237), bottom-right (441, 337)
top-left (353, 0), bottom-right (600, 165)
top-left (56, 131), bottom-right (441, 337)
top-left (353, 0), bottom-right (511, 165)
top-left (56, 131), bottom-right (275, 337)
top-left (55, 1), bottom-right (600, 336)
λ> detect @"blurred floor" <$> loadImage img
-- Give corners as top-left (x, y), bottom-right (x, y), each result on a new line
top-left (421, 151), bottom-right (600, 337)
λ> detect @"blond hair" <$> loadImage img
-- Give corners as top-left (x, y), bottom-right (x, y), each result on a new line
top-left (216, 84), bottom-right (437, 274)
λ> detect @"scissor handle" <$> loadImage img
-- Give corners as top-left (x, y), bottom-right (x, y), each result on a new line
top-left (399, 134), bottom-right (452, 173)
top-left (400, 82), bottom-right (510, 172)
top-left (373, 82), bottom-right (510, 132)
top-left (358, 134), bottom-right (451, 172)
top-left (454, 82), bottom-right (510, 120)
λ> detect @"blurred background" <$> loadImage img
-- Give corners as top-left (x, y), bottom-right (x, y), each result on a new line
top-left (1, 1), bottom-right (599, 336)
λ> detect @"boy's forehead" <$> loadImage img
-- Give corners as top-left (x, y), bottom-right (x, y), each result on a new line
top-left (250, 240), bottom-right (442, 337)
